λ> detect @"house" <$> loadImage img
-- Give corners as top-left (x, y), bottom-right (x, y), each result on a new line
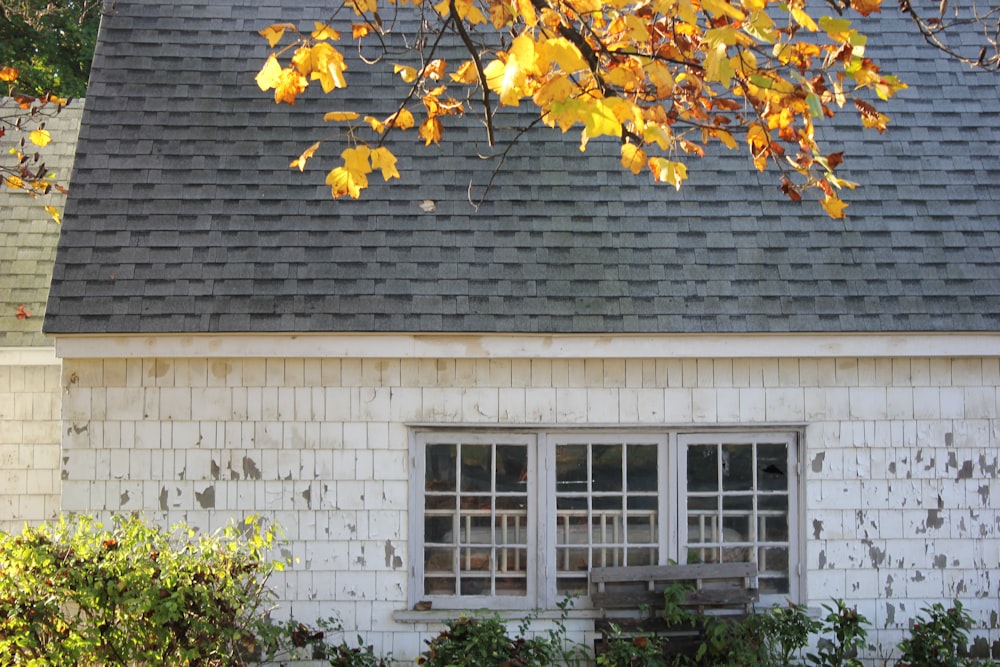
top-left (0, 100), bottom-right (82, 534)
top-left (42, 0), bottom-right (999, 661)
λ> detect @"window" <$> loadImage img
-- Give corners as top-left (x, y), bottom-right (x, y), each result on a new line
top-left (410, 429), bottom-right (800, 610)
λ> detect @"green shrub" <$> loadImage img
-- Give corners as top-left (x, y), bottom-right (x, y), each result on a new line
top-left (0, 514), bottom-right (290, 666)
top-left (895, 600), bottom-right (986, 667)
top-left (806, 599), bottom-right (870, 667)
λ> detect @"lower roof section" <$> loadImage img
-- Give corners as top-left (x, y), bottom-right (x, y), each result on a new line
top-left (50, 332), bottom-right (1000, 360)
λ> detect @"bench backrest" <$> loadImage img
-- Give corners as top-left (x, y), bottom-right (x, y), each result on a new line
top-left (590, 562), bottom-right (759, 615)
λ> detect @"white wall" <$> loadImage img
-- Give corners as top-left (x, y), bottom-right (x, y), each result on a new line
top-left (58, 354), bottom-right (1000, 662)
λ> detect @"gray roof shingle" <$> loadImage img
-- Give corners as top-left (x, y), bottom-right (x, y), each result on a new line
top-left (44, 0), bottom-right (1000, 336)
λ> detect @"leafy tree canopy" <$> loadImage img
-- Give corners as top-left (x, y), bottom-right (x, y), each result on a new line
top-left (1, 1), bottom-right (99, 218)
top-left (0, 0), bottom-right (101, 97)
top-left (255, 0), bottom-right (989, 217)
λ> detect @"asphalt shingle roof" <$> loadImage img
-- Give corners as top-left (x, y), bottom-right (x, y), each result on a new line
top-left (44, 0), bottom-right (1000, 335)
top-left (1, 101), bottom-right (82, 346)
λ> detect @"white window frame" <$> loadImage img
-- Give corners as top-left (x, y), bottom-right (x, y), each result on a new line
top-left (409, 427), bottom-right (802, 611)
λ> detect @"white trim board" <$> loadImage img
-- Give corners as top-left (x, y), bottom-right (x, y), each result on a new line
top-left (50, 332), bottom-right (1000, 359)
top-left (0, 347), bottom-right (60, 365)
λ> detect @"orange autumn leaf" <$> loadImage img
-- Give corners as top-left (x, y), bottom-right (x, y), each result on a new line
top-left (15, 305), bottom-right (31, 320)
top-left (290, 142), bottom-right (321, 171)
top-left (0, 66), bottom-right (18, 82)
top-left (274, 67), bottom-right (308, 104)
top-left (419, 117), bottom-right (443, 144)
top-left (820, 194), bottom-right (848, 219)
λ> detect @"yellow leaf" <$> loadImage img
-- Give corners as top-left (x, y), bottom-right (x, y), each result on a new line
top-left (790, 6), bottom-right (818, 31)
top-left (311, 21), bottom-right (340, 40)
top-left (537, 37), bottom-right (588, 73)
top-left (620, 144), bottom-right (647, 175)
top-left (352, 23), bottom-right (373, 39)
top-left (274, 67), bottom-right (308, 104)
top-left (255, 54), bottom-right (283, 91)
top-left (29, 129), bottom-right (51, 147)
top-left (0, 66), bottom-right (18, 82)
top-left (349, 0), bottom-right (378, 14)
top-left (516, 0), bottom-right (538, 26)
top-left (290, 142), bottom-right (320, 172)
top-left (385, 108), bottom-right (415, 130)
top-left (5, 175), bottom-right (24, 190)
top-left (394, 64), bottom-right (418, 83)
top-left (45, 205), bottom-right (61, 224)
top-left (700, 0), bottom-right (746, 21)
top-left (648, 157), bottom-right (688, 190)
top-left (326, 166), bottom-right (366, 199)
top-left (510, 34), bottom-right (540, 77)
top-left (364, 116), bottom-right (386, 132)
top-left (370, 146), bottom-right (401, 179)
top-left (342, 146), bottom-right (372, 175)
top-left (451, 61), bottom-right (480, 84)
top-left (533, 75), bottom-right (576, 109)
top-left (582, 98), bottom-right (621, 140)
top-left (291, 45), bottom-right (312, 75)
top-left (484, 57), bottom-right (527, 106)
top-left (703, 43), bottom-right (732, 85)
top-left (715, 129), bottom-right (738, 149)
top-left (311, 42), bottom-right (348, 91)
top-left (419, 117), bottom-right (444, 145)
top-left (324, 111), bottom-right (360, 121)
top-left (259, 23), bottom-right (296, 47)
top-left (820, 194), bottom-right (848, 219)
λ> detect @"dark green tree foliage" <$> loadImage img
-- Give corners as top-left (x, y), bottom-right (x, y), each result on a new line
top-left (0, 0), bottom-right (100, 97)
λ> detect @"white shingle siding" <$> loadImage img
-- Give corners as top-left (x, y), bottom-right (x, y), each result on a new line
top-left (53, 353), bottom-right (1000, 661)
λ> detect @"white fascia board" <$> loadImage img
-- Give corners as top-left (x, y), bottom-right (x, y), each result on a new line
top-left (50, 332), bottom-right (1000, 360)
top-left (0, 346), bottom-right (60, 365)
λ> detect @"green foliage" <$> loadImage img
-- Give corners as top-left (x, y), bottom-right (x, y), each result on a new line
top-left (758, 602), bottom-right (821, 665)
top-left (0, 514), bottom-right (290, 666)
top-left (418, 607), bottom-right (587, 667)
top-left (806, 599), bottom-right (871, 667)
top-left (596, 624), bottom-right (668, 667)
top-left (0, 0), bottom-right (100, 97)
top-left (896, 600), bottom-right (977, 667)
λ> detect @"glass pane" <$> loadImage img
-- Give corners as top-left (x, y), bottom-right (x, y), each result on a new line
top-left (425, 495), bottom-right (455, 511)
top-left (722, 444), bottom-right (753, 491)
top-left (688, 445), bottom-right (718, 492)
top-left (759, 494), bottom-right (788, 512)
top-left (688, 496), bottom-right (718, 511)
top-left (687, 546), bottom-right (719, 564)
top-left (495, 576), bottom-right (527, 595)
top-left (722, 515), bottom-right (750, 542)
top-left (593, 546), bottom-right (624, 567)
top-left (557, 575), bottom-right (590, 595)
top-left (628, 495), bottom-right (657, 511)
top-left (424, 516), bottom-right (455, 543)
top-left (461, 445), bottom-right (492, 492)
top-left (593, 444), bottom-right (623, 492)
top-left (592, 513), bottom-right (623, 544)
top-left (496, 548), bottom-right (528, 574)
top-left (722, 546), bottom-right (751, 562)
top-left (593, 495), bottom-right (623, 512)
top-left (627, 514), bottom-right (656, 543)
top-left (556, 444), bottom-right (587, 491)
top-left (461, 548), bottom-right (492, 571)
top-left (555, 515), bottom-right (589, 544)
top-left (761, 513), bottom-right (788, 541)
top-left (627, 547), bottom-right (657, 566)
top-left (627, 444), bottom-right (658, 492)
top-left (687, 515), bottom-right (718, 543)
top-left (496, 445), bottom-right (527, 492)
top-left (757, 443), bottom-right (788, 491)
top-left (426, 444), bottom-right (456, 491)
top-left (460, 495), bottom-right (493, 510)
top-left (557, 547), bottom-right (590, 572)
top-left (462, 516), bottom-right (492, 544)
top-left (425, 577), bottom-right (455, 595)
top-left (759, 546), bottom-right (789, 574)
top-left (460, 578), bottom-right (490, 595)
top-left (424, 547), bottom-right (454, 573)
top-left (760, 576), bottom-right (790, 595)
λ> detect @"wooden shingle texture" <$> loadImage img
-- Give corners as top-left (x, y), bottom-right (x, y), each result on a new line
top-left (44, 0), bottom-right (1000, 335)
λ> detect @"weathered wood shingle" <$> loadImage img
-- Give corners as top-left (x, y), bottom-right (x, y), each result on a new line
top-left (44, 0), bottom-right (1000, 335)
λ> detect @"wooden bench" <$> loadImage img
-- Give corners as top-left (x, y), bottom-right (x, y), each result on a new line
top-left (591, 562), bottom-right (759, 658)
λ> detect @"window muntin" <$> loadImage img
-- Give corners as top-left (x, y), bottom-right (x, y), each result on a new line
top-left (412, 429), bottom-right (800, 610)
top-left (552, 439), bottom-right (662, 595)
top-left (422, 437), bottom-right (533, 600)
top-left (680, 433), bottom-right (798, 603)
